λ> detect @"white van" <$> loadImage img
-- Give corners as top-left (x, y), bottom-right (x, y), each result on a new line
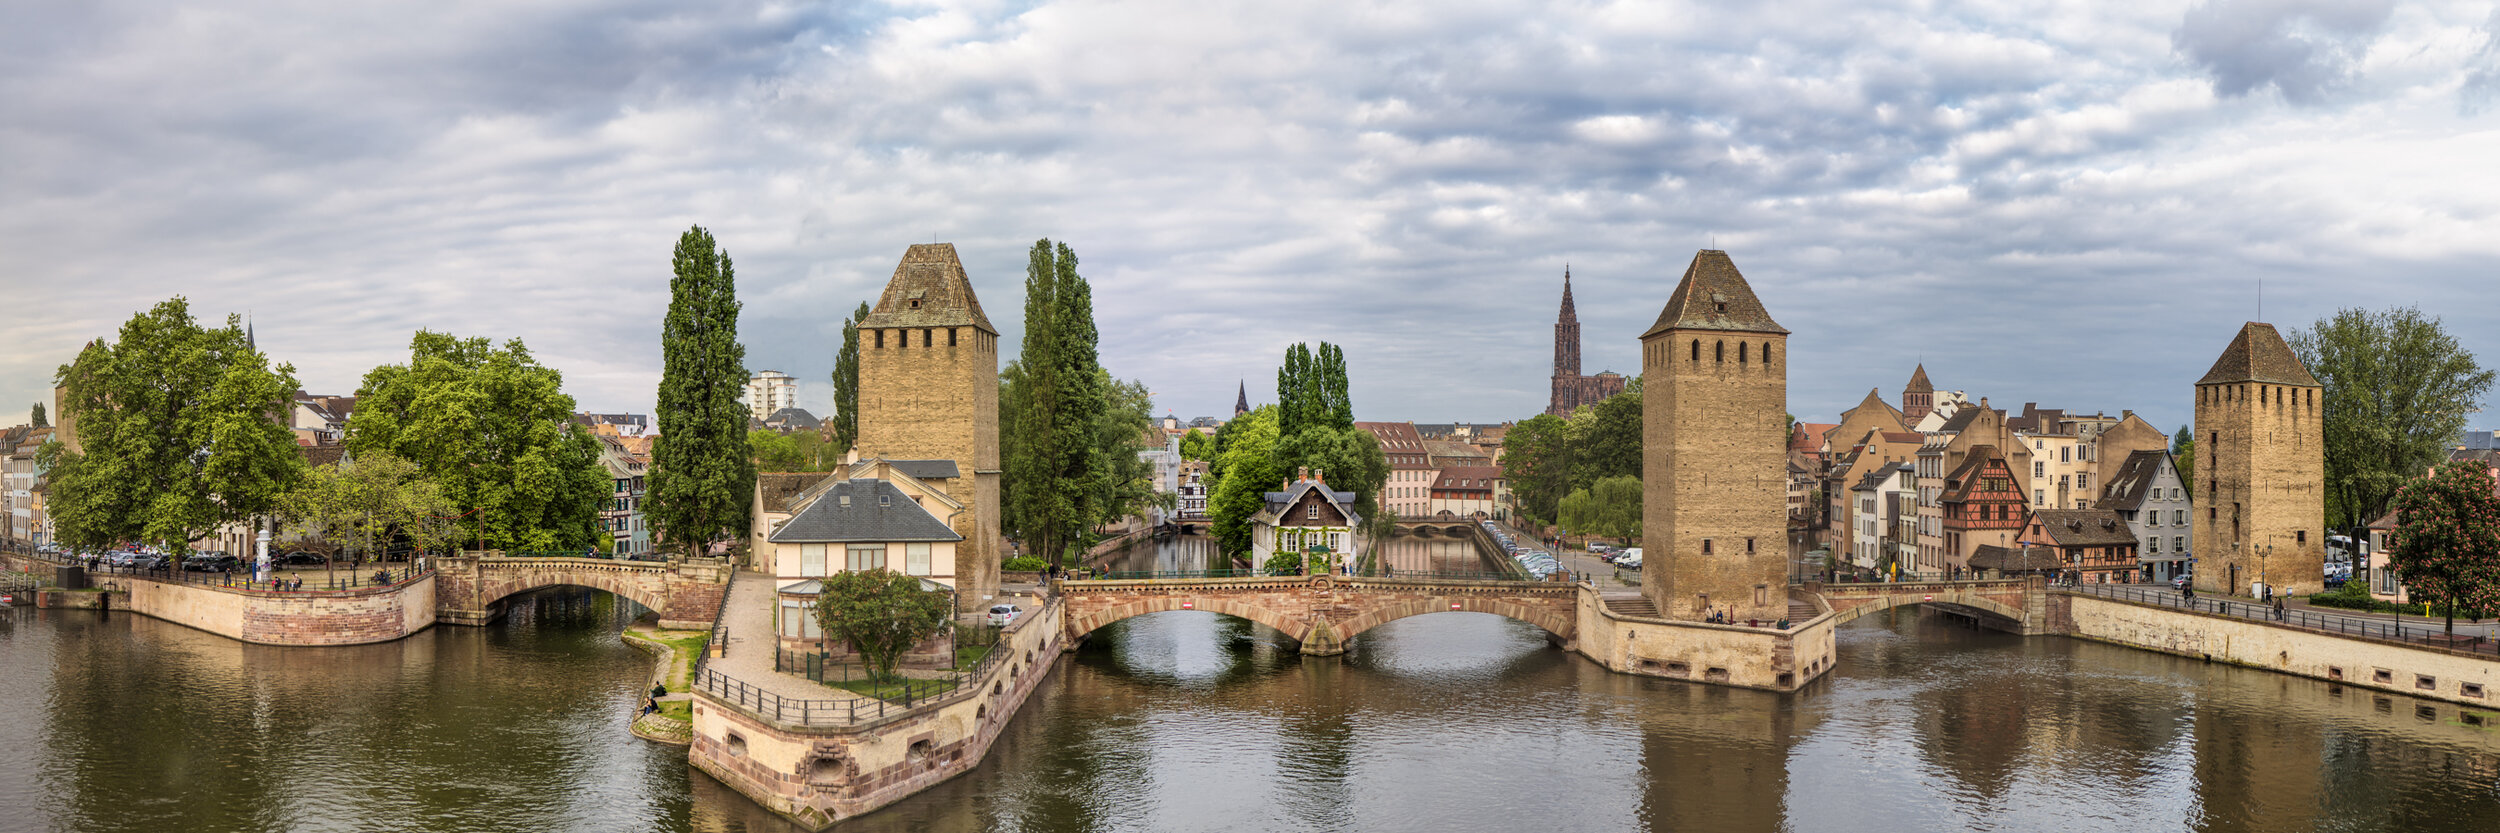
top-left (1618, 548), bottom-right (1642, 569)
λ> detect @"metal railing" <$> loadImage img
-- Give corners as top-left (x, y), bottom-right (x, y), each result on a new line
top-left (1074, 568), bottom-right (1560, 583)
top-left (1800, 570), bottom-right (2022, 585)
top-left (84, 561), bottom-right (432, 593)
top-left (496, 550), bottom-right (671, 562)
top-left (704, 623), bottom-right (1019, 726)
top-left (2071, 583), bottom-right (2500, 657)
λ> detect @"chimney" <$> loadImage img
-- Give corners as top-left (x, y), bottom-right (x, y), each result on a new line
top-left (2121, 410), bottom-right (2134, 419)
top-left (1297, 466), bottom-right (1310, 482)
top-left (1315, 467), bottom-right (1326, 484)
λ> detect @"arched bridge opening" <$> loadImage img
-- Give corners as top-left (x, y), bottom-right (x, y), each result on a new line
top-left (434, 555), bottom-right (729, 630)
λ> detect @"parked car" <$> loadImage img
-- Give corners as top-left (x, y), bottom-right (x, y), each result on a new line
top-left (986, 604), bottom-right (1023, 626)
top-left (183, 553), bottom-right (242, 572)
top-left (276, 551), bottom-right (328, 567)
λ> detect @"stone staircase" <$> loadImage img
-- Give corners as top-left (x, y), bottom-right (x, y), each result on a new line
top-left (1603, 597), bottom-right (1659, 618)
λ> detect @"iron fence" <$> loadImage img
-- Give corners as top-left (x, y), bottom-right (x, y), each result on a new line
top-left (703, 622), bottom-right (1017, 727)
top-left (1076, 568), bottom-right (1560, 583)
top-left (2073, 583), bottom-right (2500, 657)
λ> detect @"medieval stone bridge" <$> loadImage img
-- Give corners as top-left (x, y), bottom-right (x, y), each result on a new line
top-left (1809, 577), bottom-right (2050, 635)
top-left (433, 554), bottom-right (731, 630)
top-left (1059, 574), bottom-right (1579, 655)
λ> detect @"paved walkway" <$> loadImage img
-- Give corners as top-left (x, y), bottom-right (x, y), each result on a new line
top-left (702, 570), bottom-right (871, 703)
top-left (2070, 583), bottom-right (2500, 652)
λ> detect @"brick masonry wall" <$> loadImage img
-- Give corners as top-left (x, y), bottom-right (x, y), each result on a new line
top-left (1058, 576), bottom-right (1580, 653)
top-left (1643, 329), bottom-right (1792, 622)
top-left (856, 271), bottom-right (1001, 613)
top-left (691, 598), bottom-right (1067, 828)
top-left (106, 573), bottom-right (435, 646)
top-left (2194, 380), bottom-right (2326, 596)
top-left (432, 555), bottom-right (729, 628)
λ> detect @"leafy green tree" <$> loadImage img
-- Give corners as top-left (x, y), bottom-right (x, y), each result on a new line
top-left (1276, 342), bottom-right (1353, 438)
top-left (346, 331), bottom-right (607, 552)
top-left (1274, 423), bottom-right (1389, 538)
top-left (1001, 239), bottom-right (1117, 569)
top-left (278, 450), bottom-right (457, 581)
top-left (45, 298), bottom-right (305, 565)
top-left (2172, 425), bottom-right (2195, 492)
top-left (1567, 388), bottom-right (1641, 491)
top-left (649, 226), bottom-right (756, 559)
top-left (1590, 475), bottom-right (1642, 541)
top-left (2385, 460), bottom-right (2500, 635)
top-left (1179, 428), bottom-right (1210, 461)
top-left (811, 568), bottom-right (955, 681)
top-left (2291, 307), bottom-right (2497, 533)
top-left (1209, 407), bottom-right (1282, 556)
top-left (831, 301), bottom-right (869, 455)
top-left (1501, 414), bottom-right (1573, 524)
top-left (749, 430), bottom-right (824, 473)
top-left (29, 402), bottom-right (43, 428)
top-left (1093, 373), bottom-right (1172, 527)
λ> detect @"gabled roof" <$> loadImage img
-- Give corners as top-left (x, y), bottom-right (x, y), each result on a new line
top-left (1852, 462), bottom-right (1912, 492)
top-left (2094, 449), bottom-right (2176, 511)
top-left (1433, 466), bottom-right (1503, 490)
top-left (1843, 388), bottom-right (1905, 426)
top-left (1937, 406), bottom-right (1986, 434)
top-left (2031, 509), bottom-right (2140, 548)
top-left (2197, 322), bottom-right (2319, 387)
top-left (1970, 545), bottom-right (2062, 572)
top-left (757, 472), bottom-right (837, 514)
top-left (301, 445), bottom-right (348, 468)
top-left (763, 407), bottom-right (822, 431)
top-left (1940, 445), bottom-right (2011, 503)
top-left (860, 243), bottom-right (997, 334)
top-left (1641, 250), bottom-right (1788, 338)
top-left (1906, 364), bottom-right (1933, 393)
top-left (880, 459), bottom-right (959, 480)
top-left (1791, 423), bottom-right (1838, 452)
top-left (770, 478), bottom-right (964, 544)
top-left (1255, 478), bottom-right (1363, 526)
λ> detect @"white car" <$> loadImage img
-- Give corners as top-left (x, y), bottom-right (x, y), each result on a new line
top-left (985, 604), bottom-right (1023, 627)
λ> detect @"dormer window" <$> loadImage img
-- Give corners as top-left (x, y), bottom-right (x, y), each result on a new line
top-left (878, 494), bottom-right (891, 507)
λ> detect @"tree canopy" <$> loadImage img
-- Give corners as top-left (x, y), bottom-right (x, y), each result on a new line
top-left (45, 298), bottom-right (306, 558)
top-left (1001, 239), bottom-right (1160, 568)
top-left (2290, 307), bottom-right (2496, 533)
top-left (1502, 385), bottom-right (1641, 527)
top-left (750, 429), bottom-right (838, 473)
top-left (2171, 424), bottom-right (2195, 492)
top-left (1179, 428), bottom-right (1210, 461)
top-left (810, 568), bottom-right (954, 681)
top-left (831, 301), bottom-right (869, 455)
top-left (345, 331), bottom-right (607, 552)
top-left (1559, 475), bottom-right (1642, 541)
top-left (29, 402), bottom-right (44, 428)
top-left (1208, 407), bottom-right (1282, 556)
top-left (279, 450), bottom-right (459, 576)
top-left (648, 225), bottom-right (756, 557)
top-left (2385, 459), bottom-right (2500, 634)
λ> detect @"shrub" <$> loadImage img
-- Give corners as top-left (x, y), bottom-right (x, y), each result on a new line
top-left (1001, 555), bottom-right (1047, 572)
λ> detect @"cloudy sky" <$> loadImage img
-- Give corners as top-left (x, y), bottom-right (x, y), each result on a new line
top-left (6, 0), bottom-right (2498, 435)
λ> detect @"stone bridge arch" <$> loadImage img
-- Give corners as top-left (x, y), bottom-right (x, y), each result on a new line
top-left (1063, 595), bottom-right (1314, 644)
top-left (435, 555), bottom-right (729, 629)
top-left (1814, 580), bottom-right (2042, 633)
top-left (1059, 576), bottom-right (1580, 656)
top-left (1330, 596), bottom-right (1575, 645)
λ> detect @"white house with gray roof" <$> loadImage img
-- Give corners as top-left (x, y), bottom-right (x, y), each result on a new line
top-left (1251, 468), bottom-right (1365, 572)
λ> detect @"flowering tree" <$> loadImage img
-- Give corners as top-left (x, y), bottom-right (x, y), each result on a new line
top-left (2386, 460), bottom-right (2500, 635)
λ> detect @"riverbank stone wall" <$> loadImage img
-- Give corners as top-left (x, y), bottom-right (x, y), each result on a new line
top-left (2064, 593), bottom-right (2500, 708)
top-left (691, 597), bottom-right (1065, 829)
top-left (98, 573), bottom-right (437, 646)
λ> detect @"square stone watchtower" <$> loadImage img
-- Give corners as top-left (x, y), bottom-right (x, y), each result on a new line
top-left (2192, 322), bottom-right (2325, 597)
top-left (857, 243), bottom-right (1002, 612)
top-left (1639, 250), bottom-right (1792, 622)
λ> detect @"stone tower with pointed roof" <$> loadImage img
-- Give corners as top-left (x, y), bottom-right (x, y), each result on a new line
top-left (1903, 364), bottom-right (1934, 421)
top-left (1639, 250), bottom-right (1791, 621)
top-left (856, 243), bottom-right (1002, 611)
top-left (1234, 380), bottom-right (1250, 417)
top-left (2192, 321), bottom-right (2324, 596)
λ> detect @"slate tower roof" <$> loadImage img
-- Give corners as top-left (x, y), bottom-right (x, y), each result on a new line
top-left (2197, 322), bottom-right (2319, 387)
top-left (1642, 250), bottom-right (1789, 337)
top-left (1234, 380), bottom-right (1250, 417)
top-left (860, 243), bottom-right (997, 334)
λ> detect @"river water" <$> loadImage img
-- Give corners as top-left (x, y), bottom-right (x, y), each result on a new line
top-left (4, 539), bottom-right (2496, 832)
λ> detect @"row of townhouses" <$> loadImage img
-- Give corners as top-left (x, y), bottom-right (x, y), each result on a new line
top-left (1797, 366), bottom-right (2190, 584)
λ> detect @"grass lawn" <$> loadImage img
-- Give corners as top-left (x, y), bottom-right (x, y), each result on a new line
top-left (953, 642), bottom-right (994, 671)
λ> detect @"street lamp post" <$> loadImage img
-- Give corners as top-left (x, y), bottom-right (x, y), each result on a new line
top-left (2258, 542), bottom-right (2273, 602)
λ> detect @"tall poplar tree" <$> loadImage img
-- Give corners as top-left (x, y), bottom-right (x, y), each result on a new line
top-left (648, 225), bottom-right (756, 558)
top-left (831, 301), bottom-right (869, 455)
top-left (1002, 239), bottom-right (1106, 569)
top-left (29, 402), bottom-right (44, 428)
top-left (46, 298), bottom-right (306, 561)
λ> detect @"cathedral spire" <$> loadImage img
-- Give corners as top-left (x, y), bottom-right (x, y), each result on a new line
top-left (1234, 379), bottom-right (1250, 417)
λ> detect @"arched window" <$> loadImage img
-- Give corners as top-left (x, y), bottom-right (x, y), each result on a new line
top-left (1738, 342), bottom-right (1748, 364)
top-left (1763, 342), bottom-right (1773, 365)
top-left (1691, 340), bottom-right (1700, 362)
top-left (1715, 341), bottom-right (1724, 362)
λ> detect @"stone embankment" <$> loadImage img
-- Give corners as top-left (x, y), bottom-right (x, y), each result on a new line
top-left (2056, 590), bottom-right (2500, 709)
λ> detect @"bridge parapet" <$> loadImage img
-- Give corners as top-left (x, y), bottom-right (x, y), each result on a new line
top-left (435, 553), bottom-right (730, 629)
top-left (1815, 577), bottom-right (2047, 634)
top-left (1058, 574), bottom-right (1579, 654)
